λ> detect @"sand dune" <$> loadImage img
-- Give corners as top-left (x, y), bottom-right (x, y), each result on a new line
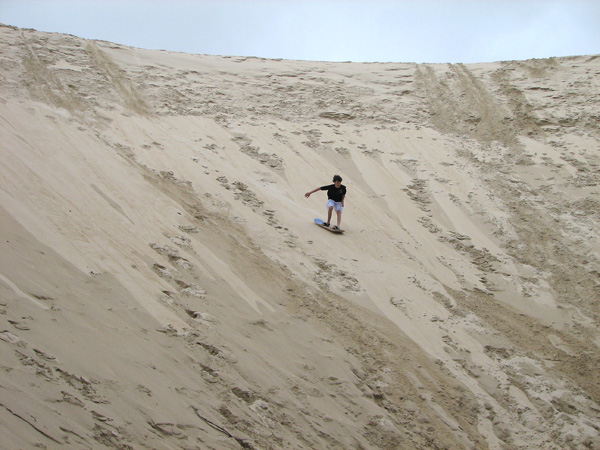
top-left (1, 24), bottom-right (599, 449)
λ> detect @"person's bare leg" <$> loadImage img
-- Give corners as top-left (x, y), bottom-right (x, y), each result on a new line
top-left (327, 206), bottom-right (334, 226)
top-left (336, 210), bottom-right (342, 228)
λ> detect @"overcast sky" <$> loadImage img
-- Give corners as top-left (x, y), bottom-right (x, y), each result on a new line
top-left (1, 0), bottom-right (598, 63)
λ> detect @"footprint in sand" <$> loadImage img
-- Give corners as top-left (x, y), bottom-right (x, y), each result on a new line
top-left (178, 282), bottom-right (206, 299)
top-left (8, 319), bottom-right (30, 330)
top-left (179, 225), bottom-right (199, 234)
top-left (34, 348), bottom-right (57, 361)
top-left (185, 309), bottom-right (217, 324)
top-left (166, 234), bottom-right (192, 248)
top-left (0, 330), bottom-right (25, 345)
top-left (152, 263), bottom-right (175, 279)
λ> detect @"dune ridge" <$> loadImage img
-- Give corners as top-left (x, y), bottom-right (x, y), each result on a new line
top-left (1, 24), bottom-right (599, 449)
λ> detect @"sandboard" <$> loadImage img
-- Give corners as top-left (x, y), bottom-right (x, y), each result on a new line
top-left (314, 218), bottom-right (344, 234)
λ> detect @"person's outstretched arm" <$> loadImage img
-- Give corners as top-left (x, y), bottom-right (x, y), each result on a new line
top-left (305, 187), bottom-right (320, 198)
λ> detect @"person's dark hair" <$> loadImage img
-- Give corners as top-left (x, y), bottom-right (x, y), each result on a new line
top-left (333, 175), bottom-right (342, 182)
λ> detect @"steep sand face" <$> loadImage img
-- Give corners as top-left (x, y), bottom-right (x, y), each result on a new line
top-left (1, 24), bottom-right (599, 449)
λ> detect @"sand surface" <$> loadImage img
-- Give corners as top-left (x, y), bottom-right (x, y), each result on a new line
top-left (1, 24), bottom-right (599, 449)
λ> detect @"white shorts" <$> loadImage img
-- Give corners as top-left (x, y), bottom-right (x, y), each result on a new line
top-left (327, 199), bottom-right (344, 212)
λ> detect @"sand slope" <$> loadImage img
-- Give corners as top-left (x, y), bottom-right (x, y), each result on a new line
top-left (1, 24), bottom-right (599, 449)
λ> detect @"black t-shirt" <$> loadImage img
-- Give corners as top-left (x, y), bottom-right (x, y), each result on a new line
top-left (321, 184), bottom-right (346, 202)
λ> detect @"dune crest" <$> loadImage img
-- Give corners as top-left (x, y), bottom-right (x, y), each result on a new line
top-left (1, 24), bottom-right (599, 449)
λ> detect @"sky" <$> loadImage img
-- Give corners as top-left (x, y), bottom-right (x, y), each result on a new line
top-left (0, 0), bottom-right (598, 64)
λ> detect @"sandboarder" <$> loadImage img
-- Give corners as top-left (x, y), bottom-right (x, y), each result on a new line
top-left (305, 175), bottom-right (346, 230)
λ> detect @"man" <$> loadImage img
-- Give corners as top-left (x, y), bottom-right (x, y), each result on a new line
top-left (305, 175), bottom-right (346, 229)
